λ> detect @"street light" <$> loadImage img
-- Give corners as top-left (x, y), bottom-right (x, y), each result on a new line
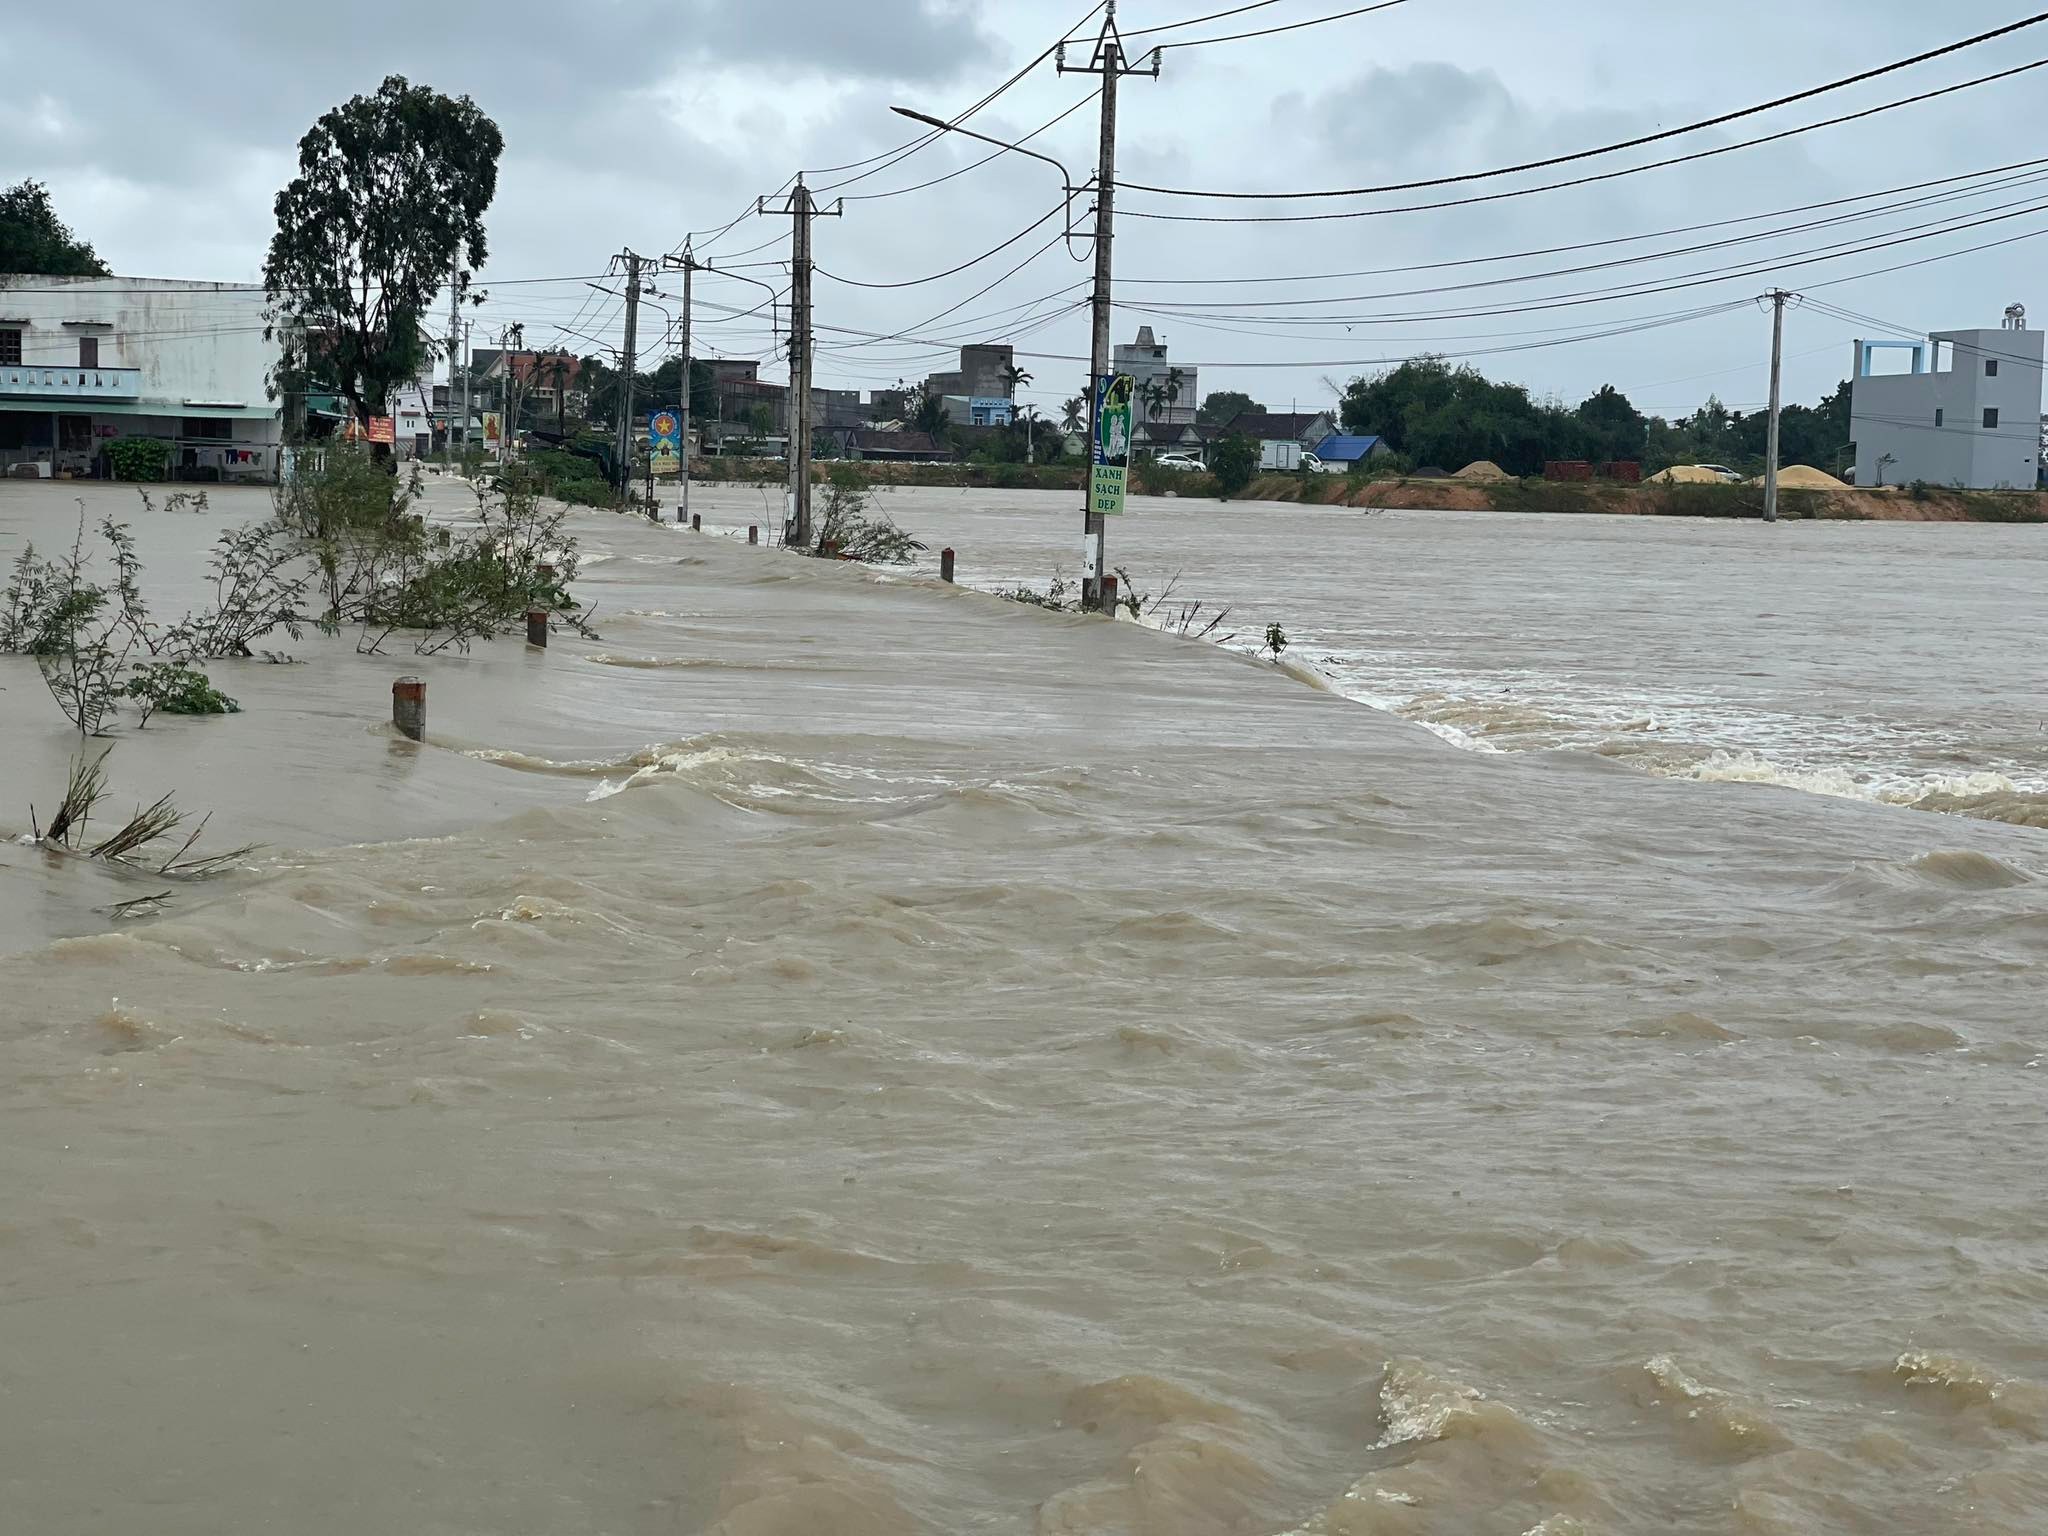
top-left (889, 106), bottom-right (1084, 228)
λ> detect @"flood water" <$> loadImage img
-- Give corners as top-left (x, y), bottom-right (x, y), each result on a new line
top-left (3, 479), bottom-right (2046, 1535)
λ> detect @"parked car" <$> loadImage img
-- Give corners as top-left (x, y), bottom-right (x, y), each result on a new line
top-left (1695, 464), bottom-right (1742, 482)
top-left (1156, 452), bottom-right (1207, 472)
top-left (1302, 452), bottom-right (1335, 474)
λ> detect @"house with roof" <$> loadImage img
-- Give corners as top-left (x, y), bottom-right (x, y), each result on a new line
top-left (840, 428), bottom-right (949, 463)
top-left (1312, 433), bottom-right (1387, 471)
top-left (1223, 410), bottom-right (1339, 448)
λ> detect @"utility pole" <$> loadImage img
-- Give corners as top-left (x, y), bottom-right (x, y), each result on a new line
top-left (663, 246), bottom-right (701, 528)
top-left (616, 250), bottom-right (644, 495)
top-left (444, 254), bottom-right (462, 472)
top-left (1763, 289), bottom-right (1792, 524)
top-left (1061, 1), bottom-right (1159, 609)
top-left (460, 319), bottom-right (473, 469)
top-left (761, 179), bottom-right (842, 548)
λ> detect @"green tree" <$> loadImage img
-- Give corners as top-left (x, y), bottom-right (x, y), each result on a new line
top-left (1575, 384), bottom-right (1648, 463)
top-left (1060, 396), bottom-right (1086, 433)
top-left (912, 388), bottom-right (951, 437)
top-left (1198, 390), bottom-right (1261, 428)
top-left (1141, 381), bottom-right (1167, 422)
top-left (1164, 366), bottom-right (1186, 416)
top-left (1210, 433), bottom-right (1257, 496)
top-left (263, 76), bottom-right (503, 430)
top-left (0, 180), bottom-right (110, 276)
top-left (999, 362), bottom-right (1033, 397)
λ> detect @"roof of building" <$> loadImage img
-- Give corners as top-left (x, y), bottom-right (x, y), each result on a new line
top-left (851, 429), bottom-right (946, 455)
top-left (1314, 433), bottom-right (1382, 460)
top-left (1226, 410), bottom-right (1333, 440)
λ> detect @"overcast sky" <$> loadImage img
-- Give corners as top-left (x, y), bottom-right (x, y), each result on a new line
top-left (9, 0), bottom-right (2046, 421)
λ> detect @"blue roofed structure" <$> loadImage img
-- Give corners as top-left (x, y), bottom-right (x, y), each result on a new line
top-left (1313, 433), bottom-right (1385, 467)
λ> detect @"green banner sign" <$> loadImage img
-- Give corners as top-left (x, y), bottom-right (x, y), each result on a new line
top-left (1092, 373), bottom-right (1134, 517)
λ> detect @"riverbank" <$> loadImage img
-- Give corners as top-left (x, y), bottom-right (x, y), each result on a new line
top-left (5, 479), bottom-right (2048, 1534)
top-left (684, 458), bottom-right (2048, 520)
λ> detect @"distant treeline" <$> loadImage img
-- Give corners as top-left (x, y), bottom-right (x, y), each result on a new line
top-left (1338, 358), bottom-right (1851, 478)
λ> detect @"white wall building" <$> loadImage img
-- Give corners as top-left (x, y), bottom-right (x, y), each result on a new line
top-left (1851, 319), bottom-right (2044, 490)
top-left (1114, 325), bottom-right (1198, 430)
top-left (0, 276), bottom-right (284, 480)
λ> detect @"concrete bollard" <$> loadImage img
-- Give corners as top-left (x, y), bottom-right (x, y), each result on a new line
top-left (1101, 573), bottom-right (1119, 617)
top-left (435, 527), bottom-right (451, 548)
top-left (392, 676), bottom-right (425, 741)
top-left (748, 524), bottom-right (758, 545)
top-left (691, 513), bottom-right (701, 532)
top-left (526, 608), bottom-right (549, 647)
top-left (940, 547), bottom-right (955, 583)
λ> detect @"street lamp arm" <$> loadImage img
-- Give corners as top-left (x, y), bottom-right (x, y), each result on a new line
top-left (889, 106), bottom-right (1082, 205)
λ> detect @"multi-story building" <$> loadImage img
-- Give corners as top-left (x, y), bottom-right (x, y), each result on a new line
top-left (1851, 316), bottom-right (2044, 489)
top-left (1115, 326), bottom-right (1198, 442)
top-left (0, 276), bottom-right (284, 479)
top-left (925, 343), bottom-right (1016, 402)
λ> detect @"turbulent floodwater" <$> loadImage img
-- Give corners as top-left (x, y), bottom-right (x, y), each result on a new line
top-left (4, 480), bottom-right (2047, 1535)
top-left (869, 486), bottom-right (2048, 826)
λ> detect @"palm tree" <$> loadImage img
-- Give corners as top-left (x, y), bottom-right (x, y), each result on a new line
top-left (1164, 366), bottom-right (1185, 421)
top-left (1142, 381), bottom-right (1167, 423)
top-left (1000, 363), bottom-right (1033, 399)
top-left (1061, 396), bottom-right (1085, 434)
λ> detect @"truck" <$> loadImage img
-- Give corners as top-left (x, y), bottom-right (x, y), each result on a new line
top-left (1259, 440), bottom-right (1302, 472)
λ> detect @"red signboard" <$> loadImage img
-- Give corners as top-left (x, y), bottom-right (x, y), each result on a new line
top-left (366, 417), bottom-right (396, 445)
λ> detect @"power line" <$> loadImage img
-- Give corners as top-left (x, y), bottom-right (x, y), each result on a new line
top-left (1124, 13), bottom-right (2048, 200)
top-left (1120, 55), bottom-right (2048, 223)
top-left (840, 90), bottom-right (1100, 205)
top-left (815, 201), bottom-right (1070, 289)
top-left (1122, 0), bottom-right (1289, 41)
top-left (1146, 0), bottom-right (1412, 52)
top-left (1118, 157), bottom-right (2048, 285)
top-left (1116, 185), bottom-right (2048, 314)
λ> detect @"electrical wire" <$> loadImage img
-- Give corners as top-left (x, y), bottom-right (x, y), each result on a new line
top-left (1115, 183), bottom-right (2048, 314)
top-left (1125, 12), bottom-right (2048, 199)
top-left (815, 201), bottom-right (1071, 289)
top-left (1121, 56), bottom-right (2048, 224)
top-left (839, 89), bottom-right (1100, 205)
top-left (1118, 157), bottom-right (2048, 285)
top-left (1122, 0), bottom-right (1290, 41)
top-left (1145, 0), bottom-right (1412, 52)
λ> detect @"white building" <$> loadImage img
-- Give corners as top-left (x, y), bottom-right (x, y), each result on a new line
top-left (1851, 317), bottom-right (2044, 490)
top-left (0, 276), bottom-right (284, 480)
top-left (1114, 326), bottom-right (1198, 450)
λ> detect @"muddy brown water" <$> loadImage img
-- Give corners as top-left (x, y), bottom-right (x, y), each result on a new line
top-left (3, 480), bottom-right (2046, 1534)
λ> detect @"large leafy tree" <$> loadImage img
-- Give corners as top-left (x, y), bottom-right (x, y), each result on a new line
top-left (0, 180), bottom-right (110, 276)
top-left (263, 76), bottom-right (503, 426)
top-left (1197, 389), bottom-right (1262, 428)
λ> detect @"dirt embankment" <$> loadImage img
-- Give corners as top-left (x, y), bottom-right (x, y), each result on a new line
top-left (1241, 474), bottom-right (2048, 523)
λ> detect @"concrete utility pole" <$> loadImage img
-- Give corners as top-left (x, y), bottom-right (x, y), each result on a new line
top-left (460, 320), bottom-right (473, 467)
top-left (616, 250), bottom-right (644, 495)
top-left (1763, 289), bottom-right (1793, 525)
top-left (1060, 0), bottom-right (1159, 609)
top-left (444, 254), bottom-right (462, 472)
top-left (659, 246), bottom-right (707, 526)
top-left (759, 181), bottom-right (841, 548)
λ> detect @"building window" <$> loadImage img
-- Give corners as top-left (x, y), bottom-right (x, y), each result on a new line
top-left (1986, 359), bottom-right (1999, 377)
top-left (1984, 408), bottom-right (2000, 430)
top-left (1935, 408), bottom-right (1944, 427)
top-left (78, 336), bottom-right (98, 368)
top-left (182, 417), bottom-right (234, 440)
top-left (0, 328), bottom-right (19, 366)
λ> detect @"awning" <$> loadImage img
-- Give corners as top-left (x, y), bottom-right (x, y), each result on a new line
top-left (0, 399), bottom-right (280, 420)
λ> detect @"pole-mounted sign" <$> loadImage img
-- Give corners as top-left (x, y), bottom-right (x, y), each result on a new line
top-left (1092, 373), bottom-right (1134, 521)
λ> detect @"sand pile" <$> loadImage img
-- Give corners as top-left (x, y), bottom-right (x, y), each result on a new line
top-left (1647, 465), bottom-right (1726, 484)
top-left (1455, 460), bottom-right (1512, 483)
top-left (1765, 465), bottom-right (1849, 490)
